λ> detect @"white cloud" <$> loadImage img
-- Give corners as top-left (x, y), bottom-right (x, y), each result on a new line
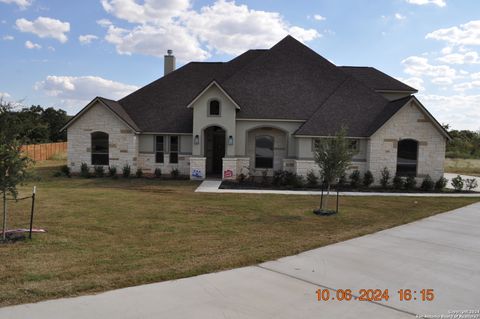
top-left (16, 16), bottom-right (70, 43)
top-left (437, 51), bottom-right (480, 64)
top-left (79, 34), bottom-right (99, 45)
top-left (402, 55), bottom-right (456, 78)
top-left (453, 81), bottom-right (480, 91)
top-left (431, 77), bottom-right (453, 86)
top-left (397, 77), bottom-right (425, 91)
top-left (313, 14), bottom-right (326, 21)
top-left (419, 94), bottom-right (480, 130)
top-left (0, 92), bottom-right (11, 99)
top-left (97, 19), bottom-right (112, 27)
top-left (2, 35), bottom-right (14, 40)
top-left (34, 75), bottom-right (139, 109)
top-left (471, 72), bottom-right (480, 80)
top-left (426, 20), bottom-right (480, 46)
top-left (100, 0), bottom-right (320, 61)
top-left (47, 46), bottom-right (55, 51)
top-left (406, 0), bottom-right (446, 7)
top-left (101, 0), bottom-right (190, 24)
top-left (0, 0), bottom-right (32, 9)
top-left (25, 40), bottom-right (41, 49)
top-left (394, 13), bottom-right (406, 20)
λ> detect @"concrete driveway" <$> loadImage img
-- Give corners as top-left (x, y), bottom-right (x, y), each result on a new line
top-left (1, 202), bottom-right (479, 319)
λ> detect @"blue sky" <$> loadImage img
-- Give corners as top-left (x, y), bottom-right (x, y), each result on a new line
top-left (1, 0), bottom-right (479, 130)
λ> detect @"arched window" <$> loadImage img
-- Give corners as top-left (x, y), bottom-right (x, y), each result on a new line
top-left (91, 132), bottom-right (109, 165)
top-left (396, 139), bottom-right (418, 176)
top-left (255, 135), bottom-right (274, 169)
top-left (209, 100), bottom-right (220, 116)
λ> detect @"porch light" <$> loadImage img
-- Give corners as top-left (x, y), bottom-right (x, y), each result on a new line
top-left (228, 135), bottom-right (234, 145)
top-left (194, 135), bottom-right (199, 145)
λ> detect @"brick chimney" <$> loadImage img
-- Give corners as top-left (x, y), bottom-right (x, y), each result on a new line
top-left (164, 49), bottom-right (175, 75)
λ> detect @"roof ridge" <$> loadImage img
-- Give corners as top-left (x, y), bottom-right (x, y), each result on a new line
top-left (221, 48), bottom-right (269, 84)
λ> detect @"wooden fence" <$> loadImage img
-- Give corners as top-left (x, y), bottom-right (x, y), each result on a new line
top-left (21, 142), bottom-right (67, 161)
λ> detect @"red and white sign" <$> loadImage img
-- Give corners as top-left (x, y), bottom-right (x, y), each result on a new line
top-left (224, 169), bottom-right (233, 178)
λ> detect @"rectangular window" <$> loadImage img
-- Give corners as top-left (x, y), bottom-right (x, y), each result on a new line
top-left (349, 140), bottom-right (359, 153)
top-left (170, 136), bottom-right (179, 164)
top-left (155, 136), bottom-right (164, 163)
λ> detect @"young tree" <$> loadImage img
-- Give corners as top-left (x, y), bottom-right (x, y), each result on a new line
top-left (314, 129), bottom-right (354, 211)
top-left (0, 100), bottom-right (31, 240)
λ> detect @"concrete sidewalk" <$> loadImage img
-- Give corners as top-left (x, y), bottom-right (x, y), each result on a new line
top-left (1, 202), bottom-right (479, 318)
top-left (195, 179), bottom-right (480, 197)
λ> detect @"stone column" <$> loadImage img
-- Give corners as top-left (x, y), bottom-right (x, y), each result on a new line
top-left (189, 157), bottom-right (206, 180)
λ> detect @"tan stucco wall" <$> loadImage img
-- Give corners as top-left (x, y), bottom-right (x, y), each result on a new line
top-left (367, 100), bottom-right (446, 182)
top-left (191, 85), bottom-right (236, 157)
top-left (67, 101), bottom-right (138, 173)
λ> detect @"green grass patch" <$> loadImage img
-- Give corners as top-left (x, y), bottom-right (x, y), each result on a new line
top-left (0, 160), bottom-right (478, 307)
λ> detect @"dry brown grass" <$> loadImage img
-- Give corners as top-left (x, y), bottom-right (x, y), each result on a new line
top-left (445, 158), bottom-right (480, 176)
top-left (0, 161), bottom-right (478, 307)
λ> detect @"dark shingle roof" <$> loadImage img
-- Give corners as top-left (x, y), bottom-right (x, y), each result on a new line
top-left (98, 97), bottom-right (140, 131)
top-left (70, 35), bottom-right (427, 137)
top-left (339, 66), bottom-right (417, 92)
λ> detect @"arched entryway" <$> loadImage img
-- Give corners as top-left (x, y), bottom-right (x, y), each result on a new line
top-left (396, 139), bottom-right (418, 176)
top-left (204, 126), bottom-right (226, 176)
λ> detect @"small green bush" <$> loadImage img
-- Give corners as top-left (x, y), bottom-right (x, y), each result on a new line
top-left (337, 174), bottom-right (347, 187)
top-left (80, 163), bottom-right (90, 178)
top-left (237, 173), bottom-right (247, 184)
top-left (393, 175), bottom-right (404, 190)
top-left (435, 177), bottom-right (448, 191)
top-left (94, 165), bottom-right (105, 177)
top-left (273, 170), bottom-right (286, 186)
top-left (380, 167), bottom-right (390, 188)
top-left (122, 164), bottom-right (131, 178)
top-left (154, 168), bottom-right (162, 178)
top-left (349, 170), bottom-right (361, 188)
top-left (135, 168), bottom-right (143, 178)
top-left (363, 170), bottom-right (374, 188)
top-left (451, 175), bottom-right (464, 191)
top-left (170, 168), bottom-right (180, 179)
top-left (53, 171), bottom-right (63, 177)
top-left (60, 165), bottom-right (71, 177)
top-left (306, 170), bottom-right (318, 188)
top-left (405, 176), bottom-right (417, 190)
top-left (108, 166), bottom-right (117, 177)
top-left (465, 178), bottom-right (478, 191)
top-left (284, 171), bottom-right (297, 186)
top-left (420, 175), bottom-right (434, 191)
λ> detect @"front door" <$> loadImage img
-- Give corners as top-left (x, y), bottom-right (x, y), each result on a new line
top-left (205, 126), bottom-right (226, 176)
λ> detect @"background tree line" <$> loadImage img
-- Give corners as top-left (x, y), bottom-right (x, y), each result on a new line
top-left (0, 103), bottom-right (69, 144)
top-left (443, 124), bottom-right (480, 159)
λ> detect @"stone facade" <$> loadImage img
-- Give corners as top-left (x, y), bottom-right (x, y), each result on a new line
top-left (67, 96), bottom-right (447, 183)
top-left (367, 100), bottom-right (446, 182)
top-left (67, 101), bottom-right (138, 173)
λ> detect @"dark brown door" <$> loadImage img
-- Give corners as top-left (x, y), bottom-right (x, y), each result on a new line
top-left (212, 130), bottom-right (225, 174)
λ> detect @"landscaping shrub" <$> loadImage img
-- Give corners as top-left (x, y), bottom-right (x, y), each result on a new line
top-left (80, 162), bottom-right (90, 178)
top-left (122, 164), bottom-right (131, 178)
top-left (349, 170), bottom-right (361, 188)
top-left (451, 175), bottom-right (464, 191)
top-left (108, 166), bottom-right (117, 177)
top-left (380, 167), bottom-right (390, 188)
top-left (465, 178), bottom-right (478, 191)
top-left (94, 165), bottom-right (105, 177)
top-left (261, 170), bottom-right (269, 185)
top-left (60, 165), bottom-right (71, 177)
top-left (154, 168), bottom-right (162, 178)
top-left (136, 168), bottom-right (143, 178)
top-left (337, 174), bottom-right (347, 187)
top-left (273, 170), bottom-right (286, 186)
top-left (237, 173), bottom-right (247, 184)
top-left (53, 171), bottom-right (63, 177)
top-left (306, 170), bottom-right (318, 188)
top-left (435, 177), bottom-right (448, 191)
top-left (284, 171), bottom-right (297, 187)
top-left (393, 175), bottom-right (404, 190)
top-left (363, 170), bottom-right (374, 188)
top-left (405, 176), bottom-right (417, 190)
top-left (420, 175), bottom-right (434, 191)
top-left (170, 168), bottom-right (180, 179)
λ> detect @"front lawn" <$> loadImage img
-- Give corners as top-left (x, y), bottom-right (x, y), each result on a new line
top-left (0, 161), bottom-right (478, 307)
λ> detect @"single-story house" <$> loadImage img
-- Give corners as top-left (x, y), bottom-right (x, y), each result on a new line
top-left (62, 35), bottom-right (450, 182)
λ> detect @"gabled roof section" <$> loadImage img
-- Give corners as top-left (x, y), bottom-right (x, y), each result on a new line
top-left (61, 97), bottom-right (140, 132)
top-left (340, 66), bottom-right (417, 92)
top-left (186, 80), bottom-right (240, 109)
top-left (295, 76), bottom-right (390, 137)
